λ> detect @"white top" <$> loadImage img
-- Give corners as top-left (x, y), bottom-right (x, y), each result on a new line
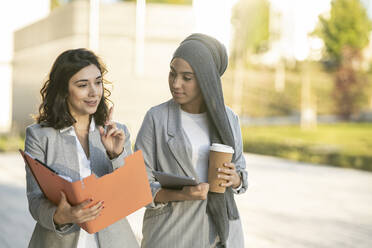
top-left (180, 109), bottom-right (242, 192)
top-left (60, 118), bottom-right (99, 248)
top-left (180, 109), bottom-right (210, 183)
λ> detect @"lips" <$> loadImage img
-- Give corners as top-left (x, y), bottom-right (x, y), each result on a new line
top-left (84, 100), bottom-right (98, 106)
top-left (172, 91), bottom-right (184, 97)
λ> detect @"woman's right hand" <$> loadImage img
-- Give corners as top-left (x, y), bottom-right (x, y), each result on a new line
top-left (53, 192), bottom-right (104, 225)
top-left (99, 106), bottom-right (125, 160)
top-left (181, 183), bottom-right (209, 201)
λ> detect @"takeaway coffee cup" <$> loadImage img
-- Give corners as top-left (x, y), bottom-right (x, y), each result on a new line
top-left (208, 143), bottom-right (235, 193)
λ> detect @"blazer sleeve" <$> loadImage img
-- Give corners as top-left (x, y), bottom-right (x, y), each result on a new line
top-left (231, 113), bottom-right (248, 194)
top-left (110, 123), bottom-right (133, 170)
top-left (24, 126), bottom-right (75, 236)
top-left (134, 110), bottom-right (165, 209)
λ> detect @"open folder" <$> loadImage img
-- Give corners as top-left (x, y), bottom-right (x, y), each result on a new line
top-left (20, 149), bottom-right (152, 234)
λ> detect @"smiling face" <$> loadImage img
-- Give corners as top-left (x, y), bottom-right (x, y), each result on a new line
top-left (168, 58), bottom-right (205, 113)
top-left (67, 64), bottom-right (103, 119)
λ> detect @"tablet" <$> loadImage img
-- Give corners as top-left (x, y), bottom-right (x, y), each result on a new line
top-left (153, 171), bottom-right (198, 190)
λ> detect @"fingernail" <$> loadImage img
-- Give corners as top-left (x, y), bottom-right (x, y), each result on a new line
top-left (217, 168), bottom-right (221, 171)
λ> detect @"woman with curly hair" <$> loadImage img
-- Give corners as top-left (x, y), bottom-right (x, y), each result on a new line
top-left (25, 48), bottom-right (139, 248)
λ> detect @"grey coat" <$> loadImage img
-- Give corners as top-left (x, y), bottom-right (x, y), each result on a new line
top-left (24, 122), bottom-right (139, 248)
top-left (134, 100), bottom-right (248, 248)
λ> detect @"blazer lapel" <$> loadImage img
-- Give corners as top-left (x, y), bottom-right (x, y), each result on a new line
top-left (89, 127), bottom-right (109, 177)
top-left (167, 100), bottom-right (200, 182)
top-left (59, 132), bottom-right (81, 182)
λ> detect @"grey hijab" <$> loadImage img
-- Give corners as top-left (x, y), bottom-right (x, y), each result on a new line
top-left (173, 33), bottom-right (239, 247)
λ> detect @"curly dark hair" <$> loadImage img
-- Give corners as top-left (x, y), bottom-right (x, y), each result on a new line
top-left (36, 48), bottom-right (112, 129)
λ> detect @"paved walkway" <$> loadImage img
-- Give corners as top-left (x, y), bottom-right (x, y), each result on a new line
top-left (0, 152), bottom-right (371, 248)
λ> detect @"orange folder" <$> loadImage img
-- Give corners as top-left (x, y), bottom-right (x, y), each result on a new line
top-left (20, 149), bottom-right (152, 234)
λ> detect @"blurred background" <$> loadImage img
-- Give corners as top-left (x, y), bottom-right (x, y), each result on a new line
top-left (0, 0), bottom-right (372, 247)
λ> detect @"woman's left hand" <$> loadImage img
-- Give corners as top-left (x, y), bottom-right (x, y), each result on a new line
top-left (217, 162), bottom-right (241, 189)
top-left (99, 106), bottom-right (125, 159)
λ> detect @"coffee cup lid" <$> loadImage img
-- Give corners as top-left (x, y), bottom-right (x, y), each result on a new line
top-left (210, 143), bottom-right (234, 153)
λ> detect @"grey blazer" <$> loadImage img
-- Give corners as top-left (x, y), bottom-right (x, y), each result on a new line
top-left (134, 100), bottom-right (248, 248)
top-left (24, 122), bottom-right (139, 248)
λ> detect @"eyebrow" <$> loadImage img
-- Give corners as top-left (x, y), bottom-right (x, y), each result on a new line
top-left (73, 75), bottom-right (102, 84)
top-left (170, 66), bottom-right (194, 75)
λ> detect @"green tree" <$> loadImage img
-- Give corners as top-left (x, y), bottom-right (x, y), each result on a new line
top-left (231, 0), bottom-right (270, 62)
top-left (318, 0), bottom-right (371, 64)
top-left (317, 0), bottom-right (372, 119)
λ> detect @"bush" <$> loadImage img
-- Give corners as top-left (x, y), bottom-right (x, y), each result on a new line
top-left (242, 123), bottom-right (372, 171)
top-left (0, 134), bottom-right (24, 152)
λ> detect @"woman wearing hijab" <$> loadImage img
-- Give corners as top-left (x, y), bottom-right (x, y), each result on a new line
top-left (135, 33), bottom-right (248, 248)
top-left (25, 48), bottom-right (139, 247)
